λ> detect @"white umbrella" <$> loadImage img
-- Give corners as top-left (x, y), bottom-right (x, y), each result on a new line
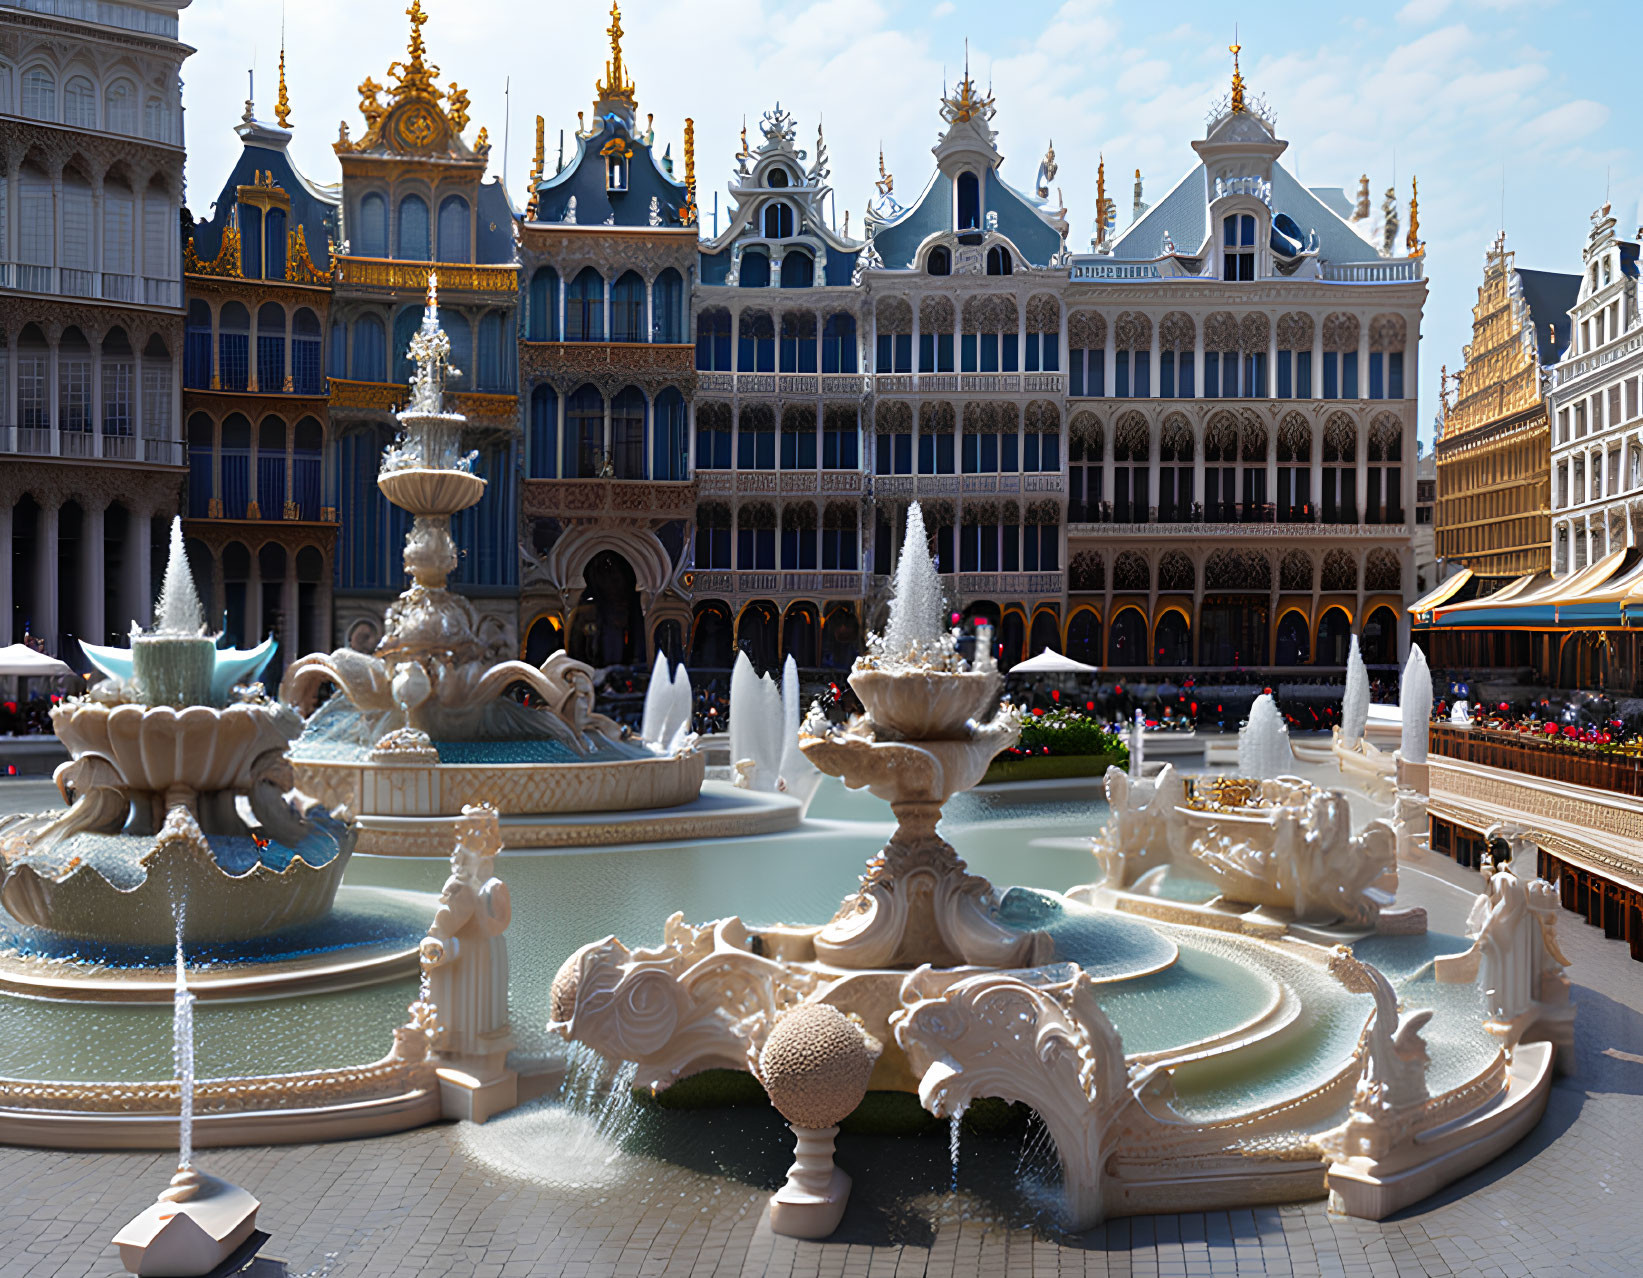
top-left (1011, 649), bottom-right (1099, 675)
top-left (0, 643), bottom-right (75, 678)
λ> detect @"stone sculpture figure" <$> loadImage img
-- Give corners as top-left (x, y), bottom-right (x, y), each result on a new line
top-left (1094, 763), bottom-right (1186, 888)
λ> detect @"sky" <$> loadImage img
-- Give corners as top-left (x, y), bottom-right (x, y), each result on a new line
top-left (178, 0), bottom-right (1639, 449)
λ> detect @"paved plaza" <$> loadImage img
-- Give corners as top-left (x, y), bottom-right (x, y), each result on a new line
top-left (1, 837), bottom-right (1638, 1278)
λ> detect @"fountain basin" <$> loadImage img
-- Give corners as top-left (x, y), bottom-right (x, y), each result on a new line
top-left (53, 701), bottom-right (301, 799)
top-left (377, 467), bottom-right (485, 516)
top-left (848, 666), bottom-right (1001, 741)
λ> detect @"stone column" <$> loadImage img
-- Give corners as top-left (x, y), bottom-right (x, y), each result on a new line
top-left (128, 509), bottom-right (153, 630)
top-left (1311, 321), bottom-right (1324, 402)
top-left (34, 498), bottom-right (59, 652)
top-left (1267, 311), bottom-right (1279, 397)
top-left (1146, 319), bottom-right (1159, 399)
top-left (1356, 313), bottom-right (1371, 405)
top-left (1103, 322), bottom-right (1116, 403)
top-left (1192, 428), bottom-right (1205, 519)
top-left (910, 301), bottom-right (921, 384)
top-left (1100, 412), bottom-right (1114, 507)
top-left (1148, 417), bottom-right (1161, 522)
top-left (1354, 415), bottom-right (1368, 525)
top-left (80, 501), bottom-right (105, 650)
top-left (1310, 421), bottom-right (1323, 521)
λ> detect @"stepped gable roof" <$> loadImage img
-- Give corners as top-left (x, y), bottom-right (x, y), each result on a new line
top-left (1515, 267), bottom-right (1580, 365)
top-left (334, 0), bottom-right (491, 170)
top-left (529, 2), bottom-right (687, 230)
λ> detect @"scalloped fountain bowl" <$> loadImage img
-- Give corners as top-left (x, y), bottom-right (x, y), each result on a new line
top-left (848, 665), bottom-right (1001, 741)
top-left (377, 466), bottom-right (486, 516)
top-left (52, 699), bottom-right (301, 797)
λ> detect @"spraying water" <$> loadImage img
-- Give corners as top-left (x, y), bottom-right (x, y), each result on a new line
top-left (1342, 633), bottom-right (1369, 745)
top-left (882, 503), bottom-right (944, 661)
top-left (1400, 644), bottom-right (1433, 763)
top-left (1238, 693), bottom-right (1294, 779)
top-left (1130, 709), bottom-right (1145, 778)
top-left (172, 909), bottom-right (196, 1170)
top-left (948, 1106), bottom-right (967, 1193)
top-left (154, 516), bottom-right (205, 637)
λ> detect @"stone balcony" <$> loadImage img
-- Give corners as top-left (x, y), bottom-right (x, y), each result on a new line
top-left (0, 424), bottom-right (184, 467)
top-left (522, 476), bottom-right (697, 522)
top-left (521, 342), bottom-right (696, 395)
top-left (695, 470), bottom-right (865, 497)
top-left (688, 570), bottom-right (867, 598)
top-left (694, 372), bottom-right (868, 397)
top-left (872, 473), bottom-right (1065, 498)
top-left (870, 373), bottom-right (1066, 395)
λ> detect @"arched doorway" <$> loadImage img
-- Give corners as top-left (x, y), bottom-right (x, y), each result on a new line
top-left (1198, 597), bottom-right (1269, 666)
top-left (1066, 609), bottom-right (1102, 666)
top-left (997, 609), bottom-right (1026, 671)
top-left (1028, 609), bottom-right (1061, 658)
top-left (821, 604), bottom-right (860, 669)
top-left (1274, 610), bottom-right (1311, 666)
top-left (653, 618), bottom-right (683, 665)
top-left (524, 614), bottom-right (563, 666)
top-left (738, 600), bottom-right (780, 674)
top-left (1108, 608), bottom-right (1147, 665)
top-left (782, 601), bottom-right (818, 668)
top-left (1153, 610), bottom-right (1190, 666)
top-left (1361, 606), bottom-right (1399, 665)
top-left (690, 601), bottom-right (733, 669)
top-left (1316, 607), bottom-right (1352, 666)
top-left (569, 550), bottom-right (642, 669)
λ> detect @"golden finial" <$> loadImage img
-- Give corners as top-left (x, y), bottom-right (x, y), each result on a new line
top-left (475, 125), bottom-right (488, 151)
top-left (275, 45), bottom-right (291, 129)
top-left (386, 0), bottom-right (440, 104)
top-left (1094, 153), bottom-right (1112, 245)
top-left (527, 114), bottom-right (544, 216)
top-left (596, 1), bottom-right (637, 106)
top-left (876, 145), bottom-right (892, 198)
top-left (1406, 175), bottom-right (1424, 258)
top-left (426, 270), bottom-right (439, 313)
top-left (681, 117), bottom-right (698, 226)
top-left (1229, 39), bottom-right (1245, 113)
top-left (447, 83), bottom-right (470, 133)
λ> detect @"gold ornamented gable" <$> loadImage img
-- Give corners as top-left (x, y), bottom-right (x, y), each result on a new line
top-left (335, 0), bottom-right (489, 161)
top-left (186, 225), bottom-right (242, 279)
top-left (288, 225), bottom-right (330, 285)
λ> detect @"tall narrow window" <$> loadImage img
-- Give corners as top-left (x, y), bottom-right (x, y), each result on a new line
top-left (654, 268), bottom-right (684, 342)
top-left (610, 271), bottom-right (645, 342)
top-left (257, 302), bottom-right (285, 392)
top-left (264, 207), bottom-right (287, 280)
top-left (292, 308), bottom-right (322, 394)
top-left (528, 268), bottom-right (559, 341)
top-left (567, 267), bottom-right (605, 342)
top-left (956, 172), bottom-right (981, 230)
top-left (397, 195), bottom-right (429, 260)
top-left (357, 193), bottom-right (388, 257)
top-left (436, 195), bottom-right (470, 262)
top-left (1222, 213), bottom-right (1256, 281)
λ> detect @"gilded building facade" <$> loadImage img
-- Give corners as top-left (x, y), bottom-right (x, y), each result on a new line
top-left (1436, 233), bottom-right (1573, 586)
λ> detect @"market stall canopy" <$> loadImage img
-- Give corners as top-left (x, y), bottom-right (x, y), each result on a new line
top-left (0, 644), bottom-right (75, 677)
top-left (1011, 650), bottom-right (1100, 675)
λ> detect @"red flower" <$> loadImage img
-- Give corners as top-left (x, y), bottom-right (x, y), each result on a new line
top-left (1051, 689), bottom-right (1060, 702)
top-left (1032, 707), bottom-right (1044, 716)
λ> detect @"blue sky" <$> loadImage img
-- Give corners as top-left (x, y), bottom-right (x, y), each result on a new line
top-left (181, 1), bottom-right (1636, 447)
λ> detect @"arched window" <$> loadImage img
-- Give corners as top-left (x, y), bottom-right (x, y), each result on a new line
top-left (352, 313), bottom-right (387, 383)
top-left (476, 311), bottom-right (505, 390)
top-left (611, 270), bottom-right (645, 342)
top-left (927, 245), bottom-right (951, 276)
top-left (105, 79), bottom-right (137, 134)
top-left (1222, 213), bottom-right (1256, 281)
top-left (258, 417), bottom-right (288, 518)
top-left (397, 194), bottom-right (429, 260)
top-left (956, 172), bottom-right (981, 230)
top-left (821, 314), bottom-right (857, 373)
top-left (653, 388), bottom-right (687, 481)
top-left (528, 384), bottom-right (558, 478)
top-left (63, 74), bottom-right (95, 128)
top-left (762, 202), bottom-right (794, 239)
top-left (696, 308), bottom-right (732, 370)
top-left (239, 202), bottom-right (264, 280)
top-left (21, 66), bottom-right (55, 120)
top-left (187, 413), bottom-right (214, 517)
top-left (330, 320), bottom-right (347, 379)
top-left (442, 310), bottom-right (472, 388)
top-left (256, 301), bottom-right (285, 392)
top-left (292, 308), bottom-right (322, 394)
top-left (528, 267), bottom-right (559, 341)
top-left (437, 195), bottom-right (470, 262)
top-left (265, 206), bottom-right (287, 280)
top-left (184, 299), bottom-right (212, 389)
top-left (780, 313), bottom-right (816, 373)
top-left (101, 328), bottom-right (133, 442)
top-left (767, 167), bottom-right (791, 188)
top-left (60, 167), bottom-right (93, 292)
top-left (218, 302), bottom-right (250, 391)
top-left (357, 193), bottom-right (388, 257)
top-left (654, 268), bottom-right (685, 342)
top-left (143, 95), bottom-right (170, 143)
top-left (391, 306), bottom-right (420, 386)
top-left (567, 267), bottom-right (604, 341)
top-left (740, 250), bottom-right (770, 288)
top-left (986, 246), bottom-right (1012, 276)
top-left (737, 311), bottom-right (775, 372)
top-left (220, 415), bottom-right (252, 518)
top-left (294, 418), bottom-right (323, 520)
top-left (779, 251), bottom-right (814, 289)
top-left (565, 384), bottom-right (603, 477)
top-left (611, 386), bottom-right (646, 478)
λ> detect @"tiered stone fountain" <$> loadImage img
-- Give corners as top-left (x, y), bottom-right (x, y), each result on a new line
top-left (0, 519), bottom-right (353, 949)
top-left (549, 502), bottom-right (1573, 1235)
top-left (282, 277), bottom-right (791, 854)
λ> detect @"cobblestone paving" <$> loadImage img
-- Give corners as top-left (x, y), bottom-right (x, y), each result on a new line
top-left (3, 852), bottom-right (1640, 1278)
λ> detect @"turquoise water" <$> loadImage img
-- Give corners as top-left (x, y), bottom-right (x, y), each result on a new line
top-left (996, 887), bottom-right (1178, 979)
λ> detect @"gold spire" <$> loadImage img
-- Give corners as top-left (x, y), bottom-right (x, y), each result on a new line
top-left (1229, 40), bottom-right (1245, 113)
top-left (1094, 153), bottom-right (1113, 245)
top-left (681, 117), bottom-right (698, 226)
top-left (596, 1), bottom-right (637, 106)
top-left (388, 0), bottom-right (440, 104)
top-left (1406, 175), bottom-right (1424, 257)
top-left (527, 114), bottom-right (544, 217)
top-left (876, 145), bottom-right (893, 198)
top-left (275, 45), bottom-right (291, 129)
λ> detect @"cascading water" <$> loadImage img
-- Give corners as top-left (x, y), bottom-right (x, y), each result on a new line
top-left (948, 1105), bottom-right (967, 1193)
top-left (881, 503), bottom-right (945, 662)
top-left (172, 909), bottom-right (196, 1172)
top-left (1130, 708), bottom-right (1145, 778)
top-left (1238, 693), bottom-right (1294, 779)
top-left (1342, 633), bottom-right (1370, 745)
top-left (1400, 645), bottom-right (1432, 764)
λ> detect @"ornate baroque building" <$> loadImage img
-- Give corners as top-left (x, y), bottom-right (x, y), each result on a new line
top-left (1436, 233), bottom-right (1573, 587)
top-left (0, 0), bottom-right (188, 661)
top-left (516, 5), bottom-right (697, 669)
top-left (181, 80), bottom-right (338, 688)
top-left (1549, 204), bottom-right (1643, 576)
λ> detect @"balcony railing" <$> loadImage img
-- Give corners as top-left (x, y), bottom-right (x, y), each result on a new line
top-left (0, 263), bottom-right (180, 307)
top-left (1318, 260), bottom-right (1424, 283)
top-left (521, 476), bottom-right (697, 520)
top-left (334, 255), bottom-right (519, 293)
top-left (1432, 723), bottom-right (1643, 798)
top-left (688, 570), bottom-right (866, 596)
top-left (659, 368), bottom-right (866, 396)
top-left (872, 473), bottom-right (1065, 498)
top-left (695, 469), bottom-right (864, 496)
top-left (868, 372), bottom-right (1065, 395)
top-left (1067, 505), bottom-right (1406, 538)
top-left (956, 572), bottom-right (1066, 596)
top-left (522, 341), bottom-right (695, 384)
top-left (0, 424), bottom-right (184, 465)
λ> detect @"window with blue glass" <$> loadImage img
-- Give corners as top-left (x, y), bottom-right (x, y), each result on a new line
top-left (780, 313), bottom-right (817, 372)
top-left (264, 207), bottom-right (286, 281)
top-left (782, 507), bottom-right (817, 569)
top-left (477, 312), bottom-right (503, 390)
top-left (876, 330), bottom-right (912, 373)
top-left (737, 507), bottom-right (776, 569)
top-left (738, 311), bottom-right (774, 371)
top-left (781, 407), bottom-right (817, 469)
top-left (611, 386), bottom-right (646, 479)
top-left (528, 384), bottom-right (558, 478)
top-left (256, 302), bottom-right (284, 393)
top-left (780, 250), bottom-right (814, 288)
top-left (653, 388), bottom-right (688, 480)
top-left (184, 299), bottom-right (211, 388)
top-left (187, 414), bottom-right (213, 516)
top-left (352, 315), bottom-right (387, 382)
top-left (239, 205), bottom-right (263, 279)
top-left (654, 269), bottom-right (685, 342)
top-left (695, 503), bottom-right (731, 568)
top-left (957, 172), bottom-right (981, 230)
top-left (397, 195), bottom-right (429, 261)
top-left (611, 271), bottom-right (645, 343)
top-left (822, 405), bottom-right (857, 469)
top-left (737, 405), bottom-right (775, 469)
top-left (696, 402), bottom-right (732, 469)
top-left (920, 329), bottom-right (954, 373)
top-left (217, 302), bottom-right (250, 391)
top-left (357, 193), bottom-right (387, 257)
top-left (391, 306), bottom-right (420, 386)
top-left (696, 308), bottom-right (732, 369)
top-left (292, 308), bottom-right (322, 394)
top-left (821, 503), bottom-right (856, 569)
top-left (329, 320), bottom-right (346, 378)
top-left (565, 384), bottom-right (603, 477)
top-left (821, 313), bottom-right (856, 372)
top-left (436, 195), bottom-right (469, 263)
top-left (528, 267), bottom-right (559, 341)
top-left (740, 250), bottom-right (770, 288)
top-left (567, 267), bottom-right (604, 341)
top-left (762, 203), bottom-right (793, 239)
top-left (1222, 212), bottom-right (1256, 281)
top-left (257, 418), bottom-right (285, 517)
top-left (293, 417), bottom-right (322, 518)
top-left (220, 415), bottom-right (251, 517)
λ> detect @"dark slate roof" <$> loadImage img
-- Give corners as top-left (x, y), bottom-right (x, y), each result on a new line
top-left (984, 171), bottom-right (1061, 266)
top-left (699, 247), bottom-right (731, 286)
top-left (1109, 162), bottom-right (1381, 267)
top-left (1309, 186), bottom-right (1354, 221)
top-left (532, 114), bottom-right (686, 228)
top-left (475, 179), bottom-right (516, 265)
top-left (1515, 267), bottom-right (1581, 365)
top-left (823, 247), bottom-right (859, 286)
top-left (871, 171), bottom-right (954, 268)
top-left (190, 139), bottom-right (338, 268)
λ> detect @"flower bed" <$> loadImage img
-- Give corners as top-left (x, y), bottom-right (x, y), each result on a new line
top-left (982, 708), bottom-right (1129, 784)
